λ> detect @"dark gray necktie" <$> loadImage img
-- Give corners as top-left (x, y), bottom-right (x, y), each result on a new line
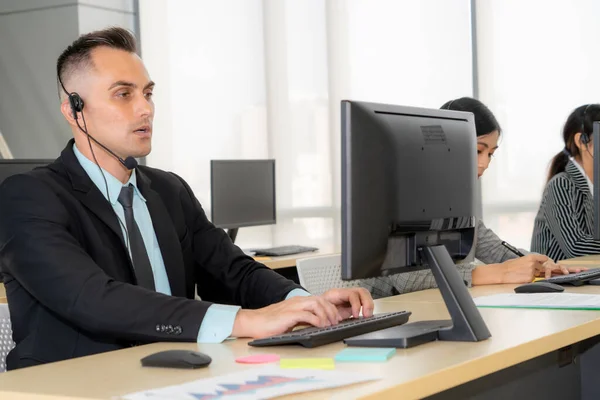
top-left (117, 184), bottom-right (156, 290)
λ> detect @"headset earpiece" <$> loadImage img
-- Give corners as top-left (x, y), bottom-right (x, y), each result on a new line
top-left (57, 75), bottom-right (136, 170)
top-left (68, 92), bottom-right (84, 120)
top-left (580, 104), bottom-right (593, 145)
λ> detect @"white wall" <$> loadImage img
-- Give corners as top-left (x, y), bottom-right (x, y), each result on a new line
top-left (476, 0), bottom-right (600, 249)
top-left (139, 0), bottom-right (473, 248)
top-left (141, 0), bottom-right (267, 198)
top-left (343, 0), bottom-right (473, 107)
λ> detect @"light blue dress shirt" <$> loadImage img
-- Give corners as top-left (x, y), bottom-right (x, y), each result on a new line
top-left (73, 144), bottom-right (172, 295)
top-left (73, 144), bottom-right (310, 343)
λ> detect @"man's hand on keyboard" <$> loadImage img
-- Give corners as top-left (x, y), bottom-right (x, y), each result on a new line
top-left (230, 288), bottom-right (375, 339)
top-left (231, 295), bottom-right (341, 339)
top-left (319, 287), bottom-right (374, 320)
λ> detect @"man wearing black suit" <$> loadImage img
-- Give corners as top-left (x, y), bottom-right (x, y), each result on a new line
top-left (0, 27), bottom-right (373, 370)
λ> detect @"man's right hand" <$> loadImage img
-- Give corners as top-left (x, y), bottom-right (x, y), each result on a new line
top-left (231, 295), bottom-right (342, 339)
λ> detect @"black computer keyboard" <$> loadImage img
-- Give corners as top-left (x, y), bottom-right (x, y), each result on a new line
top-left (539, 269), bottom-right (600, 286)
top-left (248, 311), bottom-right (411, 348)
top-left (253, 245), bottom-right (319, 257)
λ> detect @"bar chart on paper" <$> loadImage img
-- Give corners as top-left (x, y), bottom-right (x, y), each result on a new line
top-left (122, 366), bottom-right (379, 399)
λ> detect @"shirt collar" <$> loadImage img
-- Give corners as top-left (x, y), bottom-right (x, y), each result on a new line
top-left (72, 143), bottom-right (146, 205)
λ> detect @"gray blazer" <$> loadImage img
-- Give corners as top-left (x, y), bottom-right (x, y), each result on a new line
top-left (360, 219), bottom-right (519, 298)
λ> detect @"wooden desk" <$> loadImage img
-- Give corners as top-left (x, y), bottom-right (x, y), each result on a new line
top-left (2, 285), bottom-right (600, 399)
top-left (0, 283), bottom-right (5, 303)
top-left (259, 249), bottom-right (600, 271)
top-left (256, 244), bottom-right (338, 270)
top-left (0, 393), bottom-right (92, 400)
top-left (561, 254), bottom-right (600, 266)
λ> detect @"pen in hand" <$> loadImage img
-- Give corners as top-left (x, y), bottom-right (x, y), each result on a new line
top-left (501, 241), bottom-right (526, 257)
top-left (501, 241), bottom-right (573, 277)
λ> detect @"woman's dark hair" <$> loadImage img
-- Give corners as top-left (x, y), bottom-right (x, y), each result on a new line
top-left (440, 97), bottom-right (501, 137)
top-left (547, 104), bottom-right (600, 182)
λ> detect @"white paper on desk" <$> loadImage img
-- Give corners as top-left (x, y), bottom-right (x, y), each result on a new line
top-left (120, 366), bottom-right (380, 400)
top-left (475, 293), bottom-right (600, 309)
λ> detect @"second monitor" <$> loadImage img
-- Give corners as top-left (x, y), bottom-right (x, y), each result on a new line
top-left (210, 159), bottom-right (318, 257)
top-left (210, 159), bottom-right (276, 243)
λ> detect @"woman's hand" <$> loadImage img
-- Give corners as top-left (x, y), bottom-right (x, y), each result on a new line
top-left (500, 255), bottom-right (586, 283)
top-left (472, 255), bottom-right (587, 285)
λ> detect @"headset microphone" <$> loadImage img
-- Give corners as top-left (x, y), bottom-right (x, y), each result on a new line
top-left (84, 131), bottom-right (138, 169)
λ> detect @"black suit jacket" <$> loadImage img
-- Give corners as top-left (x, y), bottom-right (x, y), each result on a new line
top-left (0, 140), bottom-right (301, 370)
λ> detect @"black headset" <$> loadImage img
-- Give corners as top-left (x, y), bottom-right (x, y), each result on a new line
top-left (67, 92), bottom-right (85, 119)
top-left (57, 76), bottom-right (138, 170)
top-left (581, 104), bottom-right (593, 145)
top-left (58, 75), bottom-right (134, 252)
top-left (444, 99), bottom-right (456, 110)
top-left (578, 103), bottom-right (597, 161)
top-left (57, 75), bottom-right (85, 119)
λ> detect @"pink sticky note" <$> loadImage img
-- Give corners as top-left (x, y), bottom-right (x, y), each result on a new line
top-left (235, 354), bottom-right (280, 364)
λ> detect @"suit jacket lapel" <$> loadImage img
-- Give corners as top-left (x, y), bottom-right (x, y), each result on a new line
top-left (136, 170), bottom-right (187, 297)
top-left (55, 140), bottom-right (127, 248)
top-left (72, 187), bottom-right (128, 248)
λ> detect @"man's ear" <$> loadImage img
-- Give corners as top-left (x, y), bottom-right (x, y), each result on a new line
top-left (60, 98), bottom-right (78, 128)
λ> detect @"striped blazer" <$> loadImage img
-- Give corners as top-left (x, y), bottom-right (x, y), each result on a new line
top-left (531, 160), bottom-right (600, 260)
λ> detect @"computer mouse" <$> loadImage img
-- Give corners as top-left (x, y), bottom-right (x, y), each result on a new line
top-left (514, 281), bottom-right (565, 293)
top-left (140, 350), bottom-right (212, 369)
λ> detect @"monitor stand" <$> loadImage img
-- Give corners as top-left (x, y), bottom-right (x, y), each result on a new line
top-left (226, 228), bottom-right (238, 243)
top-left (345, 244), bottom-right (491, 348)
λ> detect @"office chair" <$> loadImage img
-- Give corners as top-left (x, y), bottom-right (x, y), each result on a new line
top-left (296, 254), bottom-right (361, 295)
top-left (0, 303), bottom-right (14, 373)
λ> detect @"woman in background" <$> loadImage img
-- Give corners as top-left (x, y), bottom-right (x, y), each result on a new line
top-left (531, 104), bottom-right (600, 260)
top-left (361, 97), bottom-right (581, 299)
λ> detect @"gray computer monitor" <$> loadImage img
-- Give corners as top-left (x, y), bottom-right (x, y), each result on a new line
top-left (340, 100), bottom-right (490, 347)
top-left (210, 160), bottom-right (276, 242)
top-left (0, 160), bottom-right (52, 184)
top-left (341, 102), bottom-right (477, 279)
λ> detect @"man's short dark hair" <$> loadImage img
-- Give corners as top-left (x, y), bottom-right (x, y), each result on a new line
top-left (56, 26), bottom-right (137, 95)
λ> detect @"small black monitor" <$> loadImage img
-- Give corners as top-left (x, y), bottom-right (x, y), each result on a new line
top-left (0, 160), bottom-right (52, 184)
top-left (340, 100), bottom-right (490, 347)
top-left (210, 160), bottom-right (276, 242)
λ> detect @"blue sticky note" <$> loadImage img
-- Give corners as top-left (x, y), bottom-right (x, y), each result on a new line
top-left (334, 347), bottom-right (396, 362)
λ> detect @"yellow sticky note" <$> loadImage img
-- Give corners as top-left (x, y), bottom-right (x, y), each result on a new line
top-left (280, 358), bottom-right (335, 370)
